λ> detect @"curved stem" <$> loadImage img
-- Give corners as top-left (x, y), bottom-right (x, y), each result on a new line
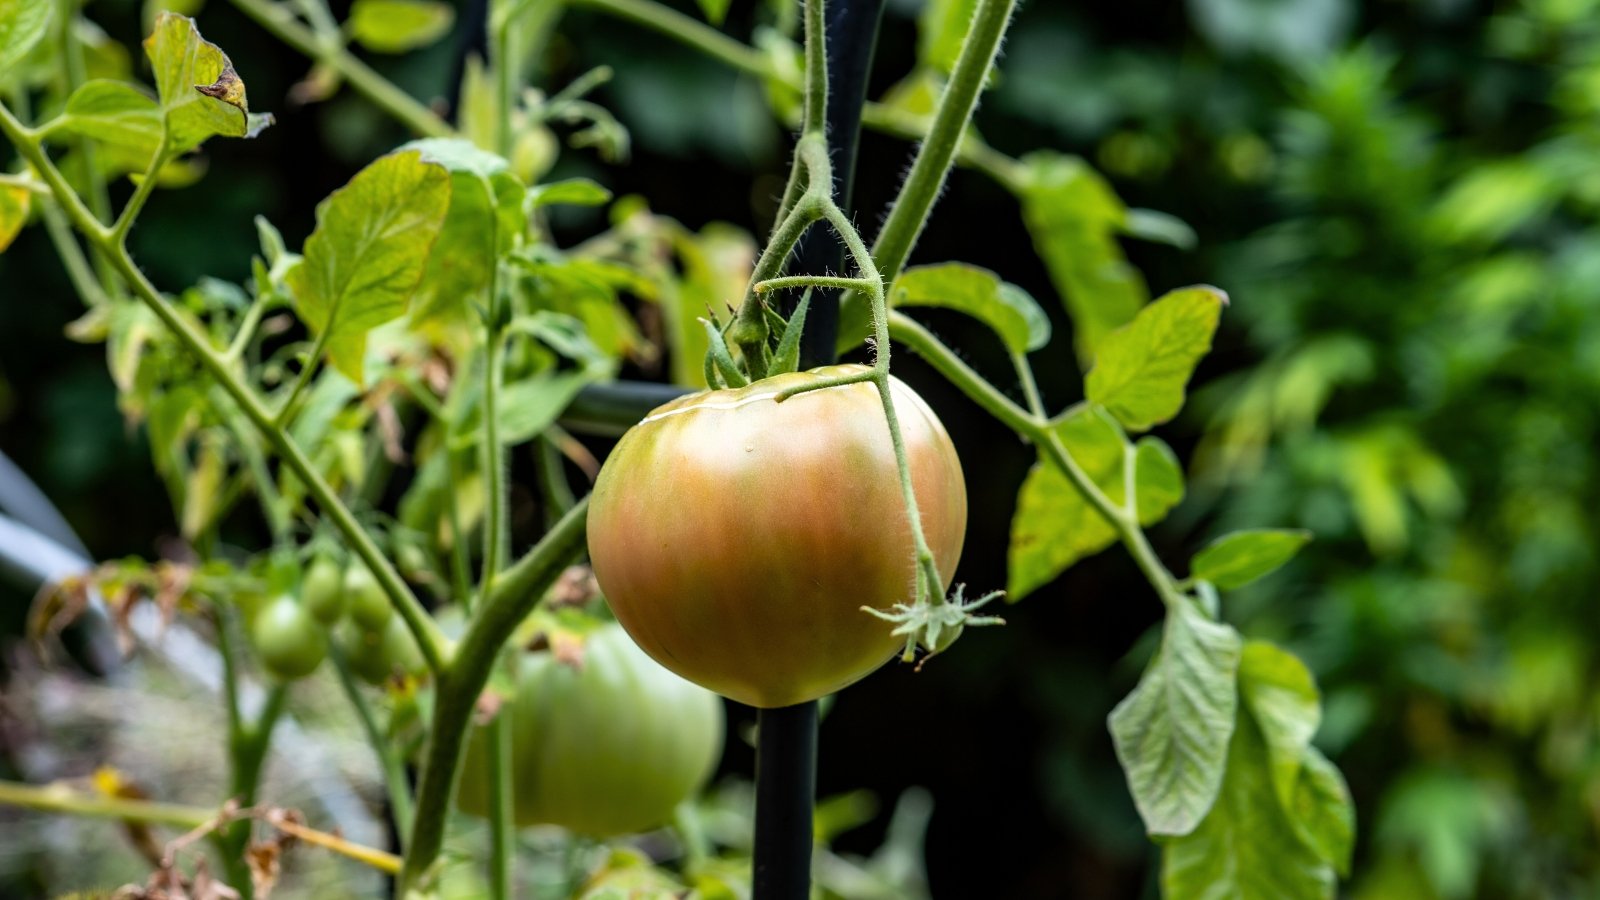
top-left (0, 99), bottom-right (452, 674)
top-left (0, 781), bottom-right (404, 872)
top-left (0, 780), bottom-right (212, 828)
top-left (39, 204), bottom-right (111, 307)
top-left (756, 274), bottom-right (875, 293)
top-left (400, 498), bottom-right (589, 893)
top-left (888, 312), bottom-right (1188, 608)
top-left (225, 0), bottom-right (454, 138)
top-left (568, 0), bottom-right (768, 76)
top-left (870, 0), bottom-right (1017, 285)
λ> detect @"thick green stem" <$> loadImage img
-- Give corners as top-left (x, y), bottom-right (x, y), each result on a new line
top-left (400, 499), bottom-right (590, 893)
top-left (225, 0), bottom-right (454, 137)
top-left (479, 279), bottom-right (515, 898)
top-left (871, 0), bottom-right (1017, 284)
top-left (0, 99), bottom-right (451, 673)
top-left (487, 712), bottom-right (516, 898)
top-left (800, 0), bottom-right (827, 136)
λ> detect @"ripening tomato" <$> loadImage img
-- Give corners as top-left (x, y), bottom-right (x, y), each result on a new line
top-left (587, 364), bottom-right (967, 708)
top-left (252, 595), bottom-right (327, 680)
top-left (456, 623), bottom-right (723, 836)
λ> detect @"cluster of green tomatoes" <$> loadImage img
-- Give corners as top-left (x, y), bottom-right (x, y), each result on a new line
top-left (243, 555), bottom-right (424, 685)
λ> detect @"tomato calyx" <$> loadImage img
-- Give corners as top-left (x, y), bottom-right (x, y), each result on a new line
top-left (863, 582), bottom-right (1005, 665)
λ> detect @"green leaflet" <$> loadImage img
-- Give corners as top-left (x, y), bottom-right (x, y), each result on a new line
top-left (917, 0), bottom-right (979, 75)
top-left (1191, 529), bottom-right (1313, 590)
top-left (1014, 151), bottom-right (1147, 366)
top-left (286, 150), bottom-right (452, 384)
top-left (1160, 641), bottom-right (1354, 896)
top-left (400, 139), bottom-right (524, 334)
top-left (1160, 710), bottom-right (1337, 900)
top-left (348, 0), bottom-right (454, 53)
top-left (0, 0), bottom-right (50, 75)
top-left (1085, 285), bottom-right (1226, 431)
top-left (1006, 409), bottom-right (1184, 600)
top-left (1109, 599), bottom-right (1242, 837)
top-left (885, 263), bottom-right (1051, 355)
top-left (143, 13), bottom-right (271, 154)
top-left (56, 81), bottom-right (163, 155)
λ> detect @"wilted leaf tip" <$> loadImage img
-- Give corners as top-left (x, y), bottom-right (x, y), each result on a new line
top-left (195, 66), bottom-right (246, 106)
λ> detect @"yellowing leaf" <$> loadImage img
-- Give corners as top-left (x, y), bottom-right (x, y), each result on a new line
top-left (287, 150), bottom-right (452, 384)
top-left (1015, 151), bottom-right (1147, 365)
top-left (1006, 409), bottom-right (1184, 600)
top-left (143, 12), bottom-right (272, 153)
top-left (1086, 285), bottom-right (1225, 431)
top-left (348, 0), bottom-right (454, 53)
top-left (0, 182), bottom-right (28, 252)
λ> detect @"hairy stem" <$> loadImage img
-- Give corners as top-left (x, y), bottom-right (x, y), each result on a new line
top-left (400, 499), bottom-right (589, 893)
top-left (871, 0), bottom-right (1018, 285)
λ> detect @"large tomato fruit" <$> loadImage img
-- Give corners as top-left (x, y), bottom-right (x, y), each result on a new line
top-left (587, 364), bottom-right (967, 708)
top-left (456, 623), bottom-right (723, 836)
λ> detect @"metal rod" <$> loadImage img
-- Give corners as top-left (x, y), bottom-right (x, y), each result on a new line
top-left (791, 0), bottom-right (885, 369)
top-left (753, 701), bottom-right (821, 899)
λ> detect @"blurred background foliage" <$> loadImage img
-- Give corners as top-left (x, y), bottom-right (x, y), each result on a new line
top-left (3, 0), bottom-right (1599, 897)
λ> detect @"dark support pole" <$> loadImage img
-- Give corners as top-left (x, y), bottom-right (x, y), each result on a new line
top-left (752, 702), bottom-right (821, 898)
top-left (754, 1), bottom-right (883, 897)
top-left (790, 0), bottom-right (887, 370)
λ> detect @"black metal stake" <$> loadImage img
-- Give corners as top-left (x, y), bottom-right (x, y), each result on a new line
top-left (752, 702), bottom-right (821, 898)
top-left (752, 1), bottom-right (884, 897)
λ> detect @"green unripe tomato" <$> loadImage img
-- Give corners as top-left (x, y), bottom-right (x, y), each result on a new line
top-left (337, 619), bottom-right (390, 684)
top-left (457, 623), bottom-right (724, 837)
top-left (302, 556), bottom-right (346, 625)
top-left (344, 563), bottom-right (391, 632)
top-left (252, 595), bottom-right (327, 680)
top-left (338, 617), bottom-right (426, 685)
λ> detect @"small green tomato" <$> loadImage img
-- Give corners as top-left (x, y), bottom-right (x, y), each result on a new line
top-left (252, 595), bottom-right (327, 680)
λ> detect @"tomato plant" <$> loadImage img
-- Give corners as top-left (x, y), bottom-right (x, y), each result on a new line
top-left (0, 0), bottom-right (1356, 893)
top-left (457, 622), bottom-right (724, 836)
top-left (590, 364), bottom-right (966, 708)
